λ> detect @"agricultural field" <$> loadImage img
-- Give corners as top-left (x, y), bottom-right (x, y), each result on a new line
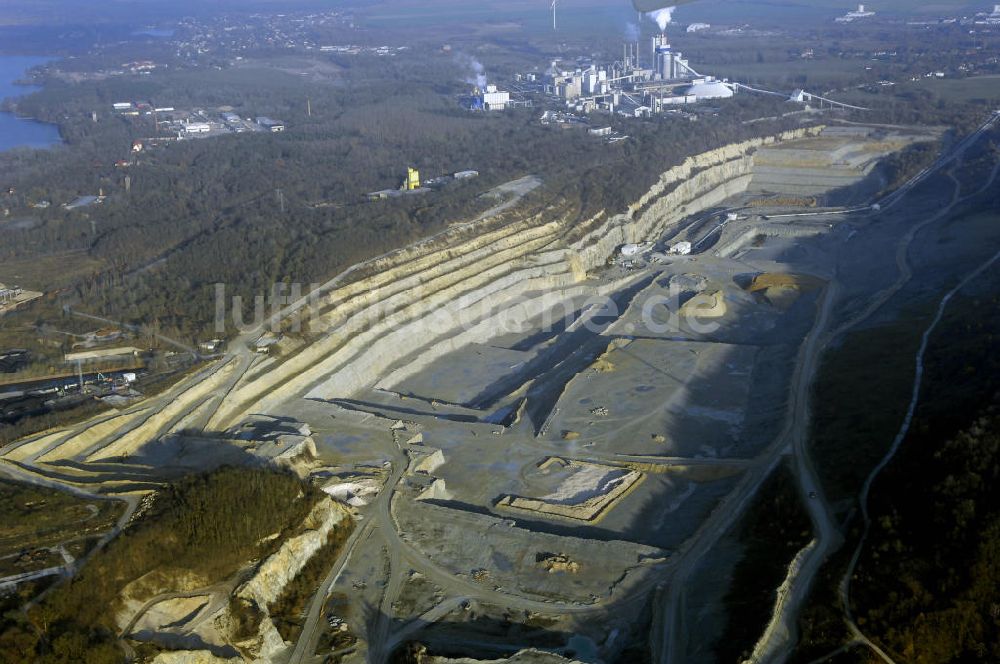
top-left (906, 74), bottom-right (1000, 102)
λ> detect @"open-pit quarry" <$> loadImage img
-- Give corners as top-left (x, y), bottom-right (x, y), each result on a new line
top-left (3, 119), bottom-right (968, 663)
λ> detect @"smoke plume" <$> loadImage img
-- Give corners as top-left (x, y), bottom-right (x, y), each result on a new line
top-left (648, 6), bottom-right (675, 31)
top-left (457, 54), bottom-right (488, 89)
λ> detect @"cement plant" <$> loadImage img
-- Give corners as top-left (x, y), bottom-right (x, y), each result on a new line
top-left (2, 2), bottom-right (1000, 664)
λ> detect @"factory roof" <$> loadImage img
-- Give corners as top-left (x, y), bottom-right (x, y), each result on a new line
top-left (64, 347), bottom-right (143, 362)
top-left (682, 80), bottom-right (734, 100)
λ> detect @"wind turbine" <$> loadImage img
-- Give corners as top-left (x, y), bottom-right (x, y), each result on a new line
top-left (551, 0), bottom-right (558, 31)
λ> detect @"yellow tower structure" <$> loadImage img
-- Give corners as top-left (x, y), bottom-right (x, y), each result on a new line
top-left (406, 167), bottom-right (421, 191)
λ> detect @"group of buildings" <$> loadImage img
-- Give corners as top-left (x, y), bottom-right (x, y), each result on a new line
top-left (836, 4), bottom-right (876, 24)
top-left (111, 102), bottom-right (285, 139)
top-left (468, 83), bottom-right (535, 112)
top-left (529, 34), bottom-right (734, 118)
top-left (366, 167), bottom-right (479, 202)
top-left (0, 284), bottom-right (41, 316)
top-left (0, 286), bottom-right (24, 305)
top-left (461, 32), bottom-right (737, 120)
top-left (978, 4), bottom-right (1000, 25)
top-left (837, 3), bottom-right (1000, 25)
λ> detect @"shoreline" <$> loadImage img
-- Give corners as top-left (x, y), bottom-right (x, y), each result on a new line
top-left (0, 54), bottom-right (63, 151)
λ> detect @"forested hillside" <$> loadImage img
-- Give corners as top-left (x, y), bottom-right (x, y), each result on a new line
top-left (0, 467), bottom-right (329, 664)
top-left (797, 268), bottom-right (1000, 662)
top-left (0, 51), bottom-right (803, 344)
top-left (850, 274), bottom-right (1000, 661)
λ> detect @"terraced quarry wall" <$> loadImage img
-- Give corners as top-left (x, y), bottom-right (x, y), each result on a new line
top-left (749, 133), bottom-right (923, 196)
top-left (570, 127), bottom-right (824, 270)
top-left (8, 126), bottom-right (830, 466)
top-left (212, 126), bottom-right (824, 426)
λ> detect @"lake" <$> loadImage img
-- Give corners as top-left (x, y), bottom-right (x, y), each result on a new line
top-left (0, 55), bottom-right (62, 152)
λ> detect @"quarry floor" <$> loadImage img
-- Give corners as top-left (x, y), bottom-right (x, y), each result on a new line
top-left (280, 209), bottom-right (842, 662)
top-left (281, 122), bottom-right (1000, 663)
top-left (8, 120), bottom-right (1000, 664)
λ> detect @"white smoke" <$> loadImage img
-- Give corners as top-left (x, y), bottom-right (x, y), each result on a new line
top-left (457, 54), bottom-right (488, 89)
top-left (470, 59), bottom-right (488, 89)
top-left (648, 7), bottom-right (675, 31)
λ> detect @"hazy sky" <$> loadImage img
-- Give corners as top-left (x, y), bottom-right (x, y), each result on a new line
top-left (0, 0), bottom-right (983, 32)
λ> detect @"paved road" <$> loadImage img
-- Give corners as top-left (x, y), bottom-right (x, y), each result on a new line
top-left (829, 247), bottom-right (1000, 664)
top-left (367, 441), bottom-right (615, 663)
top-left (293, 427), bottom-right (638, 664)
top-left (0, 566), bottom-right (66, 592)
top-left (287, 506), bottom-right (381, 664)
top-left (381, 596), bottom-right (472, 655)
top-left (13, 118), bottom-right (998, 663)
top-left (743, 170), bottom-right (964, 664)
top-left (322, 126), bottom-right (997, 663)
top-left (469, 176), bottom-right (543, 224)
top-left (739, 280), bottom-right (843, 664)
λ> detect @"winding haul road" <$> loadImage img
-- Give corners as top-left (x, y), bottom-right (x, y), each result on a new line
top-left (289, 430), bottom-right (617, 664)
top-left (654, 277), bottom-right (841, 664)
top-left (831, 133), bottom-right (1000, 664)
top-left (739, 112), bottom-right (1000, 664)
top-left (287, 116), bottom-right (1000, 664)
top-left (8, 117), bottom-right (997, 663)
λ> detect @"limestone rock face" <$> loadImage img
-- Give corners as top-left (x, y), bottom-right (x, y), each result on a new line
top-left (213, 497), bottom-right (350, 662)
top-left (571, 126), bottom-right (824, 272)
top-left (199, 127), bottom-right (823, 429)
top-left (237, 498), bottom-right (348, 608)
top-left (230, 615), bottom-right (286, 664)
top-left (414, 448), bottom-right (447, 474)
top-left (417, 478), bottom-right (454, 502)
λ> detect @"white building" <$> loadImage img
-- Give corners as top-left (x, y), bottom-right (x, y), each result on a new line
top-left (184, 122), bottom-right (211, 134)
top-left (981, 4), bottom-right (1000, 24)
top-left (256, 117), bottom-right (286, 132)
top-left (552, 73), bottom-right (583, 101)
top-left (656, 94), bottom-right (698, 108)
top-left (681, 78), bottom-right (734, 100)
top-left (837, 4), bottom-right (875, 22)
top-left (482, 84), bottom-right (510, 111)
